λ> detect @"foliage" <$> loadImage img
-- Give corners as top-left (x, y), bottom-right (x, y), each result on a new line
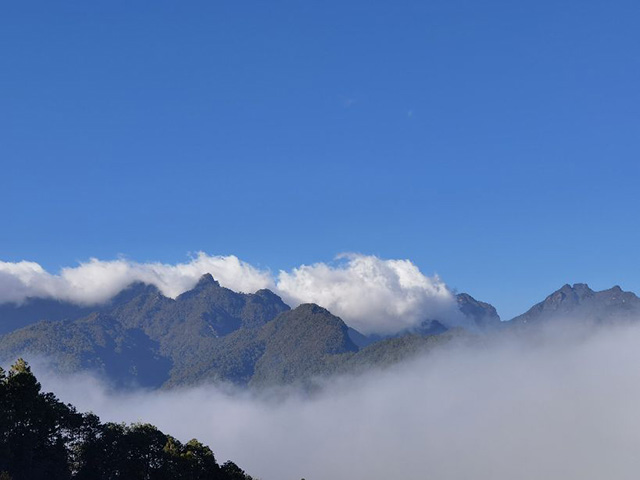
top-left (0, 360), bottom-right (255, 480)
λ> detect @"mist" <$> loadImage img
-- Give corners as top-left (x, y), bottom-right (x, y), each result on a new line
top-left (30, 321), bottom-right (640, 480)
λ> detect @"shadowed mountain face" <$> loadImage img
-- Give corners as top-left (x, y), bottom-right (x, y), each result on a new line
top-left (250, 304), bottom-right (358, 386)
top-left (0, 275), bottom-right (292, 387)
top-left (456, 293), bottom-right (501, 329)
top-left (7, 276), bottom-right (637, 390)
top-left (507, 283), bottom-right (640, 326)
top-left (0, 274), bottom-right (467, 388)
top-left (0, 298), bottom-right (95, 336)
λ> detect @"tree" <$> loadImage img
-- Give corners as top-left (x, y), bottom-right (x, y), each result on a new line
top-left (0, 360), bottom-right (256, 480)
top-left (0, 359), bottom-right (77, 479)
top-left (221, 461), bottom-right (254, 480)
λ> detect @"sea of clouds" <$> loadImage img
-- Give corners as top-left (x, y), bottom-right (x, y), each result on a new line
top-left (32, 321), bottom-right (640, 480)
top-left (0, 253), bottom-right (462, 335)
top-left (4, 253), bottom-right (640, 479)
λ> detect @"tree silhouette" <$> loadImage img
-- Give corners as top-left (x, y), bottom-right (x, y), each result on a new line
top-left (0, 360), bottom-right (254, 480)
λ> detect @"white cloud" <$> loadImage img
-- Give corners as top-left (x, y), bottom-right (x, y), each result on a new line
top-left (0, 252), bottom-right (463, 335)
top-left (0, 253), bottom-right (274, 305)
top-left (0, 261), bottom-right (52, 302)
top-left (276, 254), bottom-right (464, 335)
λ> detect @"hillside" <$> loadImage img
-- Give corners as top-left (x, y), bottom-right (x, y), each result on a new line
top-left (0, 275), bottom-right (471, 388)
top-left (4, 278), bottom-right (635, 389)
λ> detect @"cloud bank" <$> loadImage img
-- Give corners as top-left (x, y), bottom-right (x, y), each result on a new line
top-left (34, 322), bottom-right (640, 480)
top-left (0, 253), bottom-right (459, 335)
top-left (0, 254), bottom-right (274, 306)
top-left (277, 254), bottom-right (461, 334)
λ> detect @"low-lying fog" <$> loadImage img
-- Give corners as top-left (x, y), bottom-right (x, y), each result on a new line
top-left (34, 323), bottom-right (640, 480)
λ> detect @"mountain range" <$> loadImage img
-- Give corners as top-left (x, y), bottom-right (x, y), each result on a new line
top-left (0, 277), bottom-right (638, 389)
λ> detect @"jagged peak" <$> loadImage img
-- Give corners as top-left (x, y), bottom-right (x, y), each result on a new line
top-left (599, 285), bottom-right (639, 300)
top-left (174, 274), bottom-right (222, 301)
top-left (456, 292), bottom-right (495, 307)
top-left (571, 283), bottom-right (594, 299)
top-left (255, 288), bottom-right (282, 299)
top-left (549, 283), bottom-right (594, 300)
top-left (194, 273), bottom-right (220, 288)
top-left (456, 292), bottom-right (501, 327)
top-left (571, 283), bottom-right (593, 293)
top-left (456, 292), bottom-right (474, 302)
top-left (252, 289), bottom-right (290, 309)
top-left (293, 303), bottom-right (331, 316)
top-left (509, 281), bottom-right (640, 324)
top-left (552, 283), bottom-right (633, 298)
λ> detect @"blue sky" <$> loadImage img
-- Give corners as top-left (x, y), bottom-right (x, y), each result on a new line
top-left (1, 0), bottom-right (639, 319)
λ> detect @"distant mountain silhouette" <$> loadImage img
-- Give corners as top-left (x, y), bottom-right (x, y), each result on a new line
top-left (507, 283), bottom-right (640, 326)
top-left (456, 293), bottom-right (501, 329)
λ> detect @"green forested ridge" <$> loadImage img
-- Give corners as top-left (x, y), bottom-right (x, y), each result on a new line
top-left (0, 359), bottom-right (255, 480)
top-left (4, 278), bottom-right (633, 392)
top-left (0, 275), bottom-right (482, 389)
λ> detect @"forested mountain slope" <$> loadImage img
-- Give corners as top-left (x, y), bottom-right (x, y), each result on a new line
top-left (0, 275), bottom-right (471, 388)
top-left (5, 277), bottom-right (633, 389)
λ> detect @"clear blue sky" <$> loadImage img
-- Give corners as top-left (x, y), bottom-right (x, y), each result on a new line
top-left (1, 0), bottom-right (639, 319)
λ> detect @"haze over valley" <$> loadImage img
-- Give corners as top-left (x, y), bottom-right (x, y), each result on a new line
top-left (3, 253), bottom-right (640, 479)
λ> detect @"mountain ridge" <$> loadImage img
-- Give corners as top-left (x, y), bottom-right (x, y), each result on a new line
top-left (2, 276), bottom-right (638, 389)
top-left (507, 283), bottom-right (640, 326)
top-left (0, 274), bottom-right (470, 388)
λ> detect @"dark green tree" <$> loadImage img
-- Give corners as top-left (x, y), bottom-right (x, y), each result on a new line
top-left (0, 360), bottom-right (256, 480)
top-left (0, 359), bottom-right (79, 480)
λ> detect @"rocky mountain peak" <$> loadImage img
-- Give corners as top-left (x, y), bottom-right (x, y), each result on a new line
top-left (194, 273), bottom-right (220, 289)
top-left (294, 303), bottom-right (331, 316)
top-left (544, 283), bottom-right (594, 308)
top-left (456, 293), bottom-right (501, 329)
top-left (254, 288), bottom-right (285, 302)
top-left (510, 283), bottom-right (640, 326)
